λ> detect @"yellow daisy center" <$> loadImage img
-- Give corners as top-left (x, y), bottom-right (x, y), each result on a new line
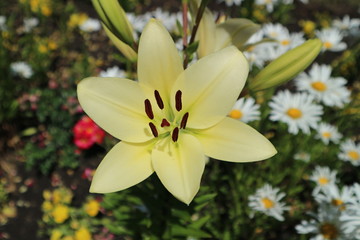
top-left (320, 223), bottom-right (338, 240)
top-left (318, 177), bottom-right (329, 185)
top-left (324, 41), bottom-right (333, 49)
top-left (322, 132), bottom-right (331, 138)
top-left (286, 108), bottom-right (302, 119)
top-left (229, 109), bottom-right (243, 119)
top-left (311, 81), bottom-right (327, 91)
top-left (281, 40), bottom-right (290, 46)
top-left (261, 197), bottom-right (274, 209)
top-left (348, 151), bottom-right (359, 161)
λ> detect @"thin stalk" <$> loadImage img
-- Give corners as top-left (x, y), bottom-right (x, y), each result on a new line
top-left (183, 0), bottom-right (210, 68)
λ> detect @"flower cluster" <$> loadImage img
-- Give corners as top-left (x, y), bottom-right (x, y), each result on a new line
top-left (73, 116), bottom-right (105, 150)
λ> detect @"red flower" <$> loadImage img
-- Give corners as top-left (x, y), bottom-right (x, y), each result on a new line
top-left (73, 116), bottom-right (105, 149)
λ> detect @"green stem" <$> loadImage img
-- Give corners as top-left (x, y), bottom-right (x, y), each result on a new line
top-left (183, 0), bottom-right (210, 68)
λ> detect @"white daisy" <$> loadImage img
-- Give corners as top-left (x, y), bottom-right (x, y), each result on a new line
top-left (79, 18), bottom-right (101, 32)
top-left (340, 183), bottom-right (360, 239)
top-left (338, 139), bottom-right (360, 166)
top-left (99, 66), bottom-right (126, 78)
top-left (262, 23), bottom-right (288, 40)
top-left (314, 184), bottom-right (353, 211)
top-left (269, 90), bottom-right (323, 135)
top-left (218, 0), bottom-right (243, 6)
top-left (309, 166), bottom-right (337, 194)
top-left (332, 15), bottom-right (360, 36)
top-left (315, 123), bottom-right (342, 145)
top-left (10, 61), bottom-right (34, 79)
top-left (255, 0), bottom-right (279, 12)
top-left (295, 63), bottom-right (350, 107)
top-left (23, 17), bottom-right (39, 33)
top-left (244, 31), bottom-right (272, 68)
top-left (296, 205), bottom-right (348, 240)
top-left (0, 16), bottom-right (6, 31)
top-left (316, 28), bottom-right (347, 52)
top-left (294, 151), bottom-right (311, 162)
top-left (228, 97), bottom-right (260, 123)
top-left (248, 184), bottom-right (289, 221)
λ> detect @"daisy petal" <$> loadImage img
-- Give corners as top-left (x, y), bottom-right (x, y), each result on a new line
top-left (138, 19), bottom-right (183, 101)
top-left (172, 46), bottom-right (249, 129)
top-left (90, 141), bottom-right (154, 193)
top-left (152, 134), bottom-right (205, 204)
top-left (77, 77), bottom-right (153, 142)
top-left (197, 117), bottom-right (277, 162)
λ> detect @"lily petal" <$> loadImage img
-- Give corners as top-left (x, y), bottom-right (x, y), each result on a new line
top-left (77, 77), bottom-right (153, 142)
top-left (196, 117), bottom-right (277, 162)
top-left (172, 46), bottom-right (249, 129)
top-left (196, 8), bottom-right (216, 58)
top-left (152, 134), bottom-right (205, 204)
top-left (90, 141), bottom-right (154, 193)
top-left (138, 19), bottom-right (183, 101)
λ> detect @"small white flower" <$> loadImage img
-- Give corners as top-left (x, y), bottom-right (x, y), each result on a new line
top-left (340, 183), bottom-right (360, 239)
top-left (269, 90), bottom-right (323, 135)
top-left (314, 184), bottom-right (353, 211)
top-left (244, 31), bottom-right (272, 68)
top-left (262, 23), bottom-right (288, 40)
top-left (294, 151), bottom-right (311, 162)
top-left (151, 8), bottom-right (180, 32)
top-left (10, 61), bottom-right (33, 79)
top-left (255, 0), bottom-right (279, 12)
top-left (316, 28), bottom-right (347, 52)
top-left (296, 205), bottom-right (348, 240)
top-left (338, 139), bottom-right (360, 166)
top-left (309, 166), bottom-right (337, 194)
top-left (295, 63), bottom-right (350, 107)
top-left (99, 66), bottom-right (126, 78)
top-left (79, 18), bottom-right (101, 32)
top-left (218, 0), bottom-right (243, 6)
top-left (332, 15), bottom-right (360, 36)
top-left (126, 13), bottom-right (149, 33)
top-left (0, 15), bottom-right (7, 31)
top-left (248, 184), bottom-right (289, 221)
top-left (228, 97), bottom-right (260, 123)
top-left (23, 17), bottom-right (39, 33)
top-left (315, 123), bottom-right (342, 145)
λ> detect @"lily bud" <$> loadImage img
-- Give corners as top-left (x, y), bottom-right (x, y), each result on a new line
top-left (102, 24), bottom-right (137, 62)
top-left (196, 9), bottom-right (260, 58)
top-left (249, 39), bottom-right (322, 92)
top-left (92, 0), bottom-right (134, 45)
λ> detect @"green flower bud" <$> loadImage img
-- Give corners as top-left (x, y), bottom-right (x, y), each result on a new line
top-left (249, 39), bottom-right (322, 92)
top-left (92, 0), bottom-right (134, 45)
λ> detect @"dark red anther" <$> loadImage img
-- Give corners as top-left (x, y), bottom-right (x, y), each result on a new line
top-left (172, 127), bottom-right (179, 142)
top-left (175, 90), bottom-right (182, 111)
top-left (154, 90), bottom-right (164, 110)
top-left (144, 99), bottom-right (154, 119)
top-left (161, 118), bottom-right (170, 127)
top-left (180, 112), bottom-right (189, 129)
top-left (148, 122), bottom-right (158, 137)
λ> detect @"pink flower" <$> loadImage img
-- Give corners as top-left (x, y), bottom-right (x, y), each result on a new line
top-left (73, 116), bottom-right (105, 149)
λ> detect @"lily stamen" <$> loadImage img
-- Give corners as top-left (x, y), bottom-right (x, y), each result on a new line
top-left (180, 112), bottom-right (189, 129)
top-left (172, 127), bottom-right (179, 142)
top-left (144, 99), bottom-right (154, 119)
top-left (154, 90), bottom-right (164, 109)
top-left (148, 122), bottom-right (158, 137)
top-left (175, 90), bottom-right (182, 111)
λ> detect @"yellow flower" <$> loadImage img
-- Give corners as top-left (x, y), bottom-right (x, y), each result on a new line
top-left (84, 199), bottom-right (100, 217)
top-left (50, 229), bottom-right (62, 240)
top-left (74, 228), bottom-right (91, 240)
top-left (38, 44), bottom-right (48, 53)
top-left (52, 189), bottom-right (62, 204)
top-left (299, 20), bottom-right (316, 37)
top-left (68, 13), bottom-right (89, 28)
top-left (42, 201), bottom-right (53, 211)
top-left (43, 190), bottom-right (52, 200)
top-left (52, 205), bottom-right (69, 223)
top-left (77, 19), bottom-right (276, 204)
top-left (48, 40), bottom-right (58, 50)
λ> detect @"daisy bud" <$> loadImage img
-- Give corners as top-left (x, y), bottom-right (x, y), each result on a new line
top-left (249, 39), bottom-right (322, 92)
